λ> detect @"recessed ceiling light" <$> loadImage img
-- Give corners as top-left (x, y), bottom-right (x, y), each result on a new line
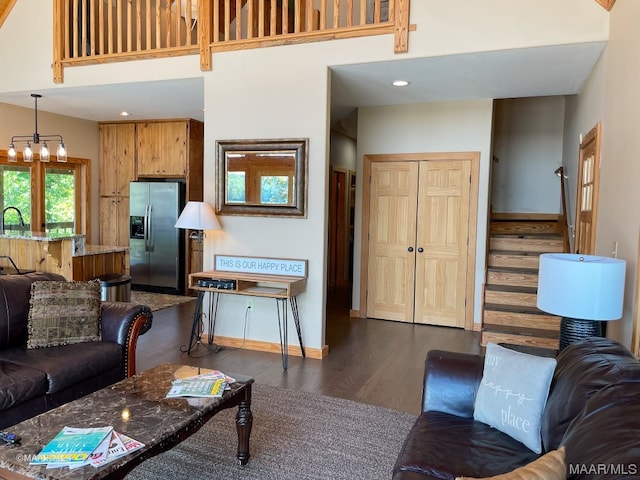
top-left (392, 80), bottom-right (410, 87)
top-left (119, 111), bottom-right (131, 117)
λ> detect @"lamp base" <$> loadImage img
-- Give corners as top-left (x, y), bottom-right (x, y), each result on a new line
top-left (560, 317), bottom-right (602, 351)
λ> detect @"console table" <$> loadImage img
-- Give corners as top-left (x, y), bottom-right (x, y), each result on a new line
top-left (187, 269), bottom-right (307, 370)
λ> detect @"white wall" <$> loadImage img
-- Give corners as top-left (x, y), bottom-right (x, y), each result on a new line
top-left (412, 0), bottom-right (607, 58)
top-left (201, 44), bottom-right (332, 350)
top-left (562, 52), bottom-right (606, 252)
top-left (354, 100), bottom-right (494, 324)
top-left (0, 103), bottom-right (100, 242)
top-left (564, 1), bottom-right (640, 348)
top-left (596, 0), bottom-right (640, 345)
top-left (330, 131), bottom-right (357, 171)
top-left (492, 97), bottom-right (566, 214)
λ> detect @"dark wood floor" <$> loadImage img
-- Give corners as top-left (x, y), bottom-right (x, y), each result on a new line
top-left (136, 287), bottom-right (482, 415)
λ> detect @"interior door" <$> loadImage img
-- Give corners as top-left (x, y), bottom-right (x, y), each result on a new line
top-left (414, 160), bottom-right (470, 327)
top-left (574, 123), bottom-right (601, 254)
top-left (363, 153), bottom-right (477, 327)
top-left (328, 167), bottom-right (349, 287)
top-left (366, 162), bottom-right (419, 322)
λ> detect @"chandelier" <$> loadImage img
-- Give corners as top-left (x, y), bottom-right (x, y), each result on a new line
top-left (8, 94), bottom-right (67, 163)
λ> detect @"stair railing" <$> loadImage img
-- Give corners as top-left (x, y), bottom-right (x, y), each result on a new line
top-left (554, 166), bottom-right (571, 252)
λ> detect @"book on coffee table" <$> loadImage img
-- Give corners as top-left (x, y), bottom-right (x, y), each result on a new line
top-left (30, 426), bottom-right (114, 468)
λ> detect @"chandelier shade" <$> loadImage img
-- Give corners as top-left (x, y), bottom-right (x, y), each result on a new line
top-left (7, 94), bottom-right (67, 163)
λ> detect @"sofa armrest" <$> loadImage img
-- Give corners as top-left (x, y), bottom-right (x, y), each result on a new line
top-left (100, 302), bottom-right (153, 378)
top-left (422, 349), bottom-right (484, 418)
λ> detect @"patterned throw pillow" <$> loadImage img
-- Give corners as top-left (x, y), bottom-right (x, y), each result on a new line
top-left (27, 280), bottom-right (102, 349)
top-left (473, 343), bottom-right (557, 453)
top-left (456, 447), bottom-right (566, 480)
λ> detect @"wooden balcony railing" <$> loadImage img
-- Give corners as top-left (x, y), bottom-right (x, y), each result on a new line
top-left (52, 0), bottom-right (412, 83)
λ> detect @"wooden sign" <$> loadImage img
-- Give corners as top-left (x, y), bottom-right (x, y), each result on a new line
top-left (215, 255), bottom-right (307, 277)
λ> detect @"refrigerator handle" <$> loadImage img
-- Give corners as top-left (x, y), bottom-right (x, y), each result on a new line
top-left (144, 204), bottom-right (151, 251)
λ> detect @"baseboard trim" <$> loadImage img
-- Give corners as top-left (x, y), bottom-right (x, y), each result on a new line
top-left (207, 335), bottom-right (329, 359)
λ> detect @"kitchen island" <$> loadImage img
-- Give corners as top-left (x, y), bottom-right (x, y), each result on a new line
top-left (0, 232), bottom-right (128, 281)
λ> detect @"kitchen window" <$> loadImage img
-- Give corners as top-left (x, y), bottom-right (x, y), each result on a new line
top-left (0, 154), bottom-right (90, 239)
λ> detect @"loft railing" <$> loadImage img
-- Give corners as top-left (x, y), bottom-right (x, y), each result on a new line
top-left (52, 0), bottom-right (411, 83)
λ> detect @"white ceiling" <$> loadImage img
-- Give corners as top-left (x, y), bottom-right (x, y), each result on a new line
top-left (0, 42), bottom-right (605, 126)
top-left (330, 42), bottom-right (606, 123)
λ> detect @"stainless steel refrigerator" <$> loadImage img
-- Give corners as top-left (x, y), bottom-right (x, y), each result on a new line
top-left (129, 181), bottom-right (185, 294)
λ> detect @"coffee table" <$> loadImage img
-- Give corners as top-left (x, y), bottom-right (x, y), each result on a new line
top-left (0, 363), bottom-right (254, 479)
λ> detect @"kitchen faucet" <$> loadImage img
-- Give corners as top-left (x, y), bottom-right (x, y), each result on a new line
top-left (1, 206), bottom-right (26, 233)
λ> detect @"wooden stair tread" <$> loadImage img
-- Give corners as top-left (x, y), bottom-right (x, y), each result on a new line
top-left (482, 324), bottom-right (559, 339)
top-left (490, 237), bottom-right (564, 251)
top-left (488, 252), bottom-right (542, 269)
top-left (491, 213), bottom-right (561, 221)
top-left (490, 234), bottom-right (563, 239)
top-left (483, 303), bottom-right (548, 315)
top-left (485, 284), bottom-right (537, 294)
top-left (481, 332), bottom-right (559, 350)
top-left (490, 223), bottom-right (562, 236)
top-left (481, 329), bottom-right (560, 350)
top-left (483, 308), bottom-right (561, 331)
top-left (487, 266), bottom-right (539, 274)
top-left (490, 250), bottom-right (542, 257)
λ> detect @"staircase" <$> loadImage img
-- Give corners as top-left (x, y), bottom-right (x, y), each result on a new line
top-left (481, 213), bottom-right (567, 352)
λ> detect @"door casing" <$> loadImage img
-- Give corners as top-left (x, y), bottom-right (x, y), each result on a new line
top-left (574, 123), bottom-right (602, 255)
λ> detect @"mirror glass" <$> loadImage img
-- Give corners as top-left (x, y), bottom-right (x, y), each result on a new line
top-left (216, 139), bottom-right (308, 217)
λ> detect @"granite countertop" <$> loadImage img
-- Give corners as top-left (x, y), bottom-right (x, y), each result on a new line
top-left (0, 231), bottom-right (83, 241)
top-left (73, 244), bottom-right (129, 257)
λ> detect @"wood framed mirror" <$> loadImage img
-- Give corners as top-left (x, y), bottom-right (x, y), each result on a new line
top-left (216, 138), bottom-right (308, 217)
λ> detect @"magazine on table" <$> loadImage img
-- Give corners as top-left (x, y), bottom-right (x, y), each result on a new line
top-left (30, 426), bottom-right (113, 468)
top-left (30, 426), bottom-right (145, 469)
top-left (86, 431), bottom-right (145, 468)
top-left (166, 370), bottom-right (236, 398)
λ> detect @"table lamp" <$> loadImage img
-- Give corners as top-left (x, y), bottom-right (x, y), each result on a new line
top-left (537, 253), bottom-right (626, 351)
top-left (175, 201), bottom-right (221, 272)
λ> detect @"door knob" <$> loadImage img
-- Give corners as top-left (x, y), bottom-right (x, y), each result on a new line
top-left (408, 247), bottom-right (414, 252)
top-left (418, 247), bottom-right (424, 253)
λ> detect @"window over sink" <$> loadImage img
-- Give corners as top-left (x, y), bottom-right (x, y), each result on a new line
top-left (0, 154), bottom-right (90, 239)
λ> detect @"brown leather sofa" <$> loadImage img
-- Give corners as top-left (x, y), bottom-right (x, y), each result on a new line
top-left (0, 272), bottom-right (153, 429)
top-left (393, 337), bottom-right (640, 479)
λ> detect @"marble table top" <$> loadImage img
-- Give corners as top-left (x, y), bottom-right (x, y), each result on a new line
top-left (0, 364), bottom-right (253, 479)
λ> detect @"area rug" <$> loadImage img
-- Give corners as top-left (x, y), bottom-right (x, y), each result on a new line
top-left (126, 383), bottom-right (415, 480)
top-left (130, 291), bottom-right (195, 312)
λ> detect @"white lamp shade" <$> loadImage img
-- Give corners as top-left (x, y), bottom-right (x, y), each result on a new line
top-left (537, 253), bottom-right (626, 320)
top-left (175, 201), bottom-right (221, 231)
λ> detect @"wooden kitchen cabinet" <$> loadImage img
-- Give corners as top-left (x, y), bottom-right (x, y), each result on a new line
top-left (99, 122), bottom-right (135, 247)
top-left (137, 120), bottom-right (198, 177)
top-left (99, 123), bottom-right (136, 196)
top-left (99, 196), bottom-right (130, 247)
top-left (98, 118), bottom-right (203, 287)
